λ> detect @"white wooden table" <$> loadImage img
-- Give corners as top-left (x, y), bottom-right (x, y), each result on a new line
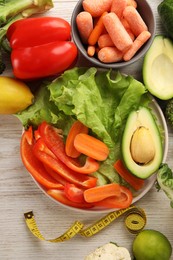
top-left (0, 0), bottom-right (173, 259)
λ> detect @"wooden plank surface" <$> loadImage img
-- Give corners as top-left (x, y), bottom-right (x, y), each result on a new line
top-left (0, 0), bottom-right (173, 259)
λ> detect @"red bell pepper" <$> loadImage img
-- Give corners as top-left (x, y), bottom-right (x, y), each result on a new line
top-left (47, 189), bottom-right (93, 209)
top-left (64, 183), bottom-right (85, 204)
top-left (7, 17), bottom-right (78, 80)
top-left (20, 126), bottom-right (64, 190)
top-left (33, 138), bottom-right (97, 189)
top-left (39, 121), bottom-right (100, 174)
top-left (7, 17), bottom-right (71, 48)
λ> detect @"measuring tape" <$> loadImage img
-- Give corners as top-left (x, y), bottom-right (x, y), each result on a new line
top-left (24, 205), bottom-right (147, 242)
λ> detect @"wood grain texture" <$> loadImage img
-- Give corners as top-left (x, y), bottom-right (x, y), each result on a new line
top-left (0, 1), bottom-right (173, 259)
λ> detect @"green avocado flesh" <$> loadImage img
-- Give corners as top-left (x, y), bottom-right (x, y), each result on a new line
top-left (143, 35), bottom-right (173, 100)
top-left (121, 107), bottom-right (163, 179)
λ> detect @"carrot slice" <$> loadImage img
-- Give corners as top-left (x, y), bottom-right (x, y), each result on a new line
top-left (84, 183), bottom-right (121, 203)
top-left (94, 185), bottom-right (133, 209)
top-left (114, 159), bottom-right (145, 191)
top-left (65, 121), bottom-right (88, 158)
top-left (74, 133), bottom-right (109, 161)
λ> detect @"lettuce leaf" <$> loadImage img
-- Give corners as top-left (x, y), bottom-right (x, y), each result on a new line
top-left (49, 67), bottom-right (147, 157)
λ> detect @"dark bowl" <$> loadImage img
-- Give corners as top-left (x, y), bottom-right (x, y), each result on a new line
top-left (71, 0), bottom-right (156, 68)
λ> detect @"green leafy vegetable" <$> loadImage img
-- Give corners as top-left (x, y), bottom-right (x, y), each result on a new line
top-left (157, 163), bottom-right (173, 208)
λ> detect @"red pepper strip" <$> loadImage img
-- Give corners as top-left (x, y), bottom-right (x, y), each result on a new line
top-left (47, 189), bottom-right (93, 209)
top-left (94, 186), bottom-right (133, 209)
top-left (34, 129), bottom-right (41, 141)
top-left (39, 122), bottom-right (100, 174)
top-left (11, 41), bottom-right (78, 80)
top-left (24, 126), bottom-right (34, 145)
top-left (33, 138), bottom-right (97, 189)
top-left (20, 127), bottom-right (64, 190)
top-left (44, 164), bottom-right (67, 186)
top-left (64, 183), bottom-right (86, 203)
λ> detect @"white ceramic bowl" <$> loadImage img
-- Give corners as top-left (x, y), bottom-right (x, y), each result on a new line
top-left (28, 97), bottom-right (168, 213)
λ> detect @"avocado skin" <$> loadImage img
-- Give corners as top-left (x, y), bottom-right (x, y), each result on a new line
top-left (158, 0), bottom-right (173, 39)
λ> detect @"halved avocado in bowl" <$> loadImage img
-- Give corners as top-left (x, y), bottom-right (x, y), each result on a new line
top-left (121, 106), bottom-right (163, 179)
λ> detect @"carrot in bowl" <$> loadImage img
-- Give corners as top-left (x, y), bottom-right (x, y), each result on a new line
top-left (74, 133), bottom-right (109, 161)
top-left (82, 0), bottom-right (112, 17)
top-left (98, 33), bottom-right (114, 48)
top-left (127, 0), bottom-right (137, 8)
top-left (103, 12), bottom-right (133, 52)
top-left (76, 11), bottom-right (93, 44)
top-left (111, 0), bottom-right (127, 19)
top-left (123, 6), bottom-right (148, 37)
top-left (98, 46), bottom-right (123, 63)
top-left (87, 45), bottom-right (96, 57)
top-left (65, 120), bottom-right (88, 158)
top-left (123, 30), bottom-right (151, 61)
top-left (84, 183), bottom-right (121, 203)
top-left (88, 11), bottom-right (108, 46)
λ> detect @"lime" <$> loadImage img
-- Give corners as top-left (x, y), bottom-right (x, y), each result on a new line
top-left (132, 229), bottom-right (172, 260)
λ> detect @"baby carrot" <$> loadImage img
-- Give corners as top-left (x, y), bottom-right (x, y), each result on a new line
top-left (76, 11), bottom-right (93, 44)
top-left (121, 18), bottom-right (130, 30)
top-left (65, 120), bottom-right (88, 158)
top-left (127, 0), bottom-right (137, 8)
top-left (103, 12), bottom-right (133, 52)
top-left (82, 0), bottom-right (112, 17)
top-left (84, 183), bottom-right (121, 203)
top-left (123, 6), bottom-right (148, 37)
top-left (111, 0), bottom-right (127, 19)
top-left (114, 159), bottom-right (145, 191)
top-left (88, 12), bottom-right (108, 46)
top-left (87, 45), bottom-right (96, 56)
top-left (74, 133), bottom-right (109, 161)
top-left (123, 30), bottom-right (151, 61)
top-left (98, 46), bottom-right (123, 63)
top-left (120, 18), bottom-right (135, 40)
top-left (98, 33), bottom-right (114, 48)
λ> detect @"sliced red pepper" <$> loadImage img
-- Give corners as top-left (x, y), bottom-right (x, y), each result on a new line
top-left (11, 41), bottom-right (78, 80)
top-left (47, 189), bottom-right (93, 209)
top-left (20, 127), bottom-right (64, 190)
top-left (7, 17), bottom-right (71, 48)
top-left (64, 183), bottom-right (85, 203)
top-left (94, 186), bottom-right (133, 209)
top-left (33, 138), bottom-right (97, 189)
top-left (34, 129), bottom-right (41, 141)
top-left (39, 121), bottom-right (100, 174)
top-left (44, 164), bottom-right (67, 186)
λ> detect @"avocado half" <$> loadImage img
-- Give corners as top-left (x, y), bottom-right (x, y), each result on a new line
top-left (121, 107), bottom-right (163, 179)
top-left (143, 35), bottom-right (173, 100)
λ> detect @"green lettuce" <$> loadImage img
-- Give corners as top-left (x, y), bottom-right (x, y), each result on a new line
top-left (16, 67), bottom-right (149, 184)
top-left (157, 163), bottom-right (173, 208)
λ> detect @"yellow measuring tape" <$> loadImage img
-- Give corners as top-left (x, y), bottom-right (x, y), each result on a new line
top-left (24, 205), bottom-right (147, 242)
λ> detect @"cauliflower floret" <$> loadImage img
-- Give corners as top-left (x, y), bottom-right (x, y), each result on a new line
top-left (85, 243), bottom-right (131, 260)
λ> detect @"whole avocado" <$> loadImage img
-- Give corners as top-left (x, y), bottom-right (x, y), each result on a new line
top-left (158, 0), bottom-right (173, 39)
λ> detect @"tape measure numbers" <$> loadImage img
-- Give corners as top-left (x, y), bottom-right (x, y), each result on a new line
top-left (24, 205), bottom-right (147, 242)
